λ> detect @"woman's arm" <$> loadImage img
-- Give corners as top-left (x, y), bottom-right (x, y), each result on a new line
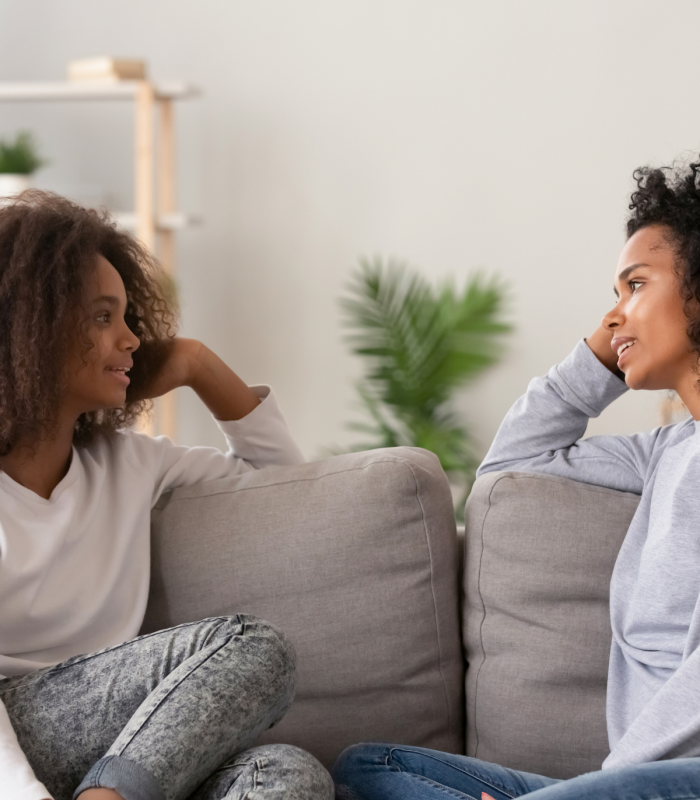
top-left (476, 329), bottom-right (666, 494)
top-left (586, 323), bottom-right (626, 377)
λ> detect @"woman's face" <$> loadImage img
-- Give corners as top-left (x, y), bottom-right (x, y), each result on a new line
top-left (603, 224), bottom-right (696, 393)
top-left (62, 254), bottom-right (140, 416)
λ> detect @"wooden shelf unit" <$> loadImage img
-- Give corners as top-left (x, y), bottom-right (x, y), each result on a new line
top-left (0, 80), bottom-right (201, 438)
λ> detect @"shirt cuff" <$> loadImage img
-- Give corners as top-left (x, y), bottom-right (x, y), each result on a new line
top-left (552, 339), bottom-right (628, 418)
top-left (215, 385), bottom-right (305, 467)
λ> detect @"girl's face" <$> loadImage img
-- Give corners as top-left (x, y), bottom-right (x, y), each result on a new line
top-left (603, 224), bottom-right (696, 393)
top-left (63, 254), bottom-right (140, 416)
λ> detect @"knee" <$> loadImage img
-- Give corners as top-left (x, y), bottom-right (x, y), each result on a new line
top-left (242, 744), bottom-right (334, 799)
top-left (241, 615), bottom-right (296, 676)
top-left (332, 742), bottom-right (389, 785)
top-left (215, 615), bottom-right (297, 697)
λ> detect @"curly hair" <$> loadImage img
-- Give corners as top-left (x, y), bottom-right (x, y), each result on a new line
top-left (627, 158), bottom-right (700, 362)
top-left (0, 190), bottom-right (178, 455)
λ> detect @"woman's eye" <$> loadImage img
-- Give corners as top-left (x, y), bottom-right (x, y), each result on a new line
top-left (628, 280), bottom-right (643, 293)
top-left (96, 312), bottom-right (110, 323)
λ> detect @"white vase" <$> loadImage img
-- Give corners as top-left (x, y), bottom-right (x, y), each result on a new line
top-left (0, 174), bottom-right (31, 203)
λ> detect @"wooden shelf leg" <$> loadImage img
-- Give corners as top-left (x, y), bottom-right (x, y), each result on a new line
top-left (156, 97), bottom-right (177, 440)
top-left (134, 81), bottom-right (157, 436)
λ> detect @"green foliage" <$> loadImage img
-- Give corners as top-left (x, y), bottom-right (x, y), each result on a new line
top-left (0, 131), bottom-right (46, 174)
top-left (339, 256), bottom-right (511, 513)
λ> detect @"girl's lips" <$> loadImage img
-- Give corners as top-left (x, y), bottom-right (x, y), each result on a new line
top-left (106, 368), bottom-right (130, 387)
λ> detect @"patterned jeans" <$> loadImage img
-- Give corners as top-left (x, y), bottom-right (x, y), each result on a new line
top-left (0, 615), bottom-right (334, 800)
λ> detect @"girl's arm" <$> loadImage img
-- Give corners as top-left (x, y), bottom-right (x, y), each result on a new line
top-left (133, 338), bottom-right (261, 421)
top-left (0, 700), bottom-right (52, 800)
top-left (123, 337), bottom-right (304, 504)
top-left (477, 330), bottom-right (671, 495)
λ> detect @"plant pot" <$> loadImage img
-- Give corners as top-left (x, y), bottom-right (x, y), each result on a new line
top-left (0, 173), bottom-right (31, 202)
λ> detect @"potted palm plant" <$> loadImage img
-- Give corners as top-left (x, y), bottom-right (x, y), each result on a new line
top-left (0, 131), bottom-right (46, 199)
top-left (338, 256), bottom-right (511, 515)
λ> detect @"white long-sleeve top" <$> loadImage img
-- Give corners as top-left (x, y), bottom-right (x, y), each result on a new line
top-left (478, 341), bottom-right (700, 769)
top-left (0, 386), bottom-right (304, 800)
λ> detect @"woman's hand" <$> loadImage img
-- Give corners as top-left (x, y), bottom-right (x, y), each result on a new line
top-left (585, 325), bottom-right (626, 379)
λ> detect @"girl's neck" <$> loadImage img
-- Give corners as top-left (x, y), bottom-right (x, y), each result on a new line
top-left (0, 413), bottom-right (77, 500)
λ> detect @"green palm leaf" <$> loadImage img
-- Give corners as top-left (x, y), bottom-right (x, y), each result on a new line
top-left (338, 256), bottom-right (511, 515)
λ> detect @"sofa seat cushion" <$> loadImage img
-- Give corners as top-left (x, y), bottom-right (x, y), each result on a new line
top-left (463, 471), bottom-right (640, 779)
top-left (142, 447), bottom-right (463, 769)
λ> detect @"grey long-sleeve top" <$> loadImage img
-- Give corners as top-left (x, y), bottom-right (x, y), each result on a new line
top-left (477, 340), bottom-right (700, 769)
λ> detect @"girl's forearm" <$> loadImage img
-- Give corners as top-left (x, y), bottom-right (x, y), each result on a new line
top-left (185, 341), bottom-right (260, 421)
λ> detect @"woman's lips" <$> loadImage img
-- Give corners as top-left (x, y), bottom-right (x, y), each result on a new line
top-left (617, 342), bottom-right (635, 368)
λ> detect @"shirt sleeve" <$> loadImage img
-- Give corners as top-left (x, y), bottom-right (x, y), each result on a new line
top-left (476, 339), bottom-right (663, 494)
top-left (122, 385), bottom-right (306, 506)
top-left (0, 700), bottom-right (52, 800)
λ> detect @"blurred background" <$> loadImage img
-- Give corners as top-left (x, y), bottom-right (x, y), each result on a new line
top-left (0, 0), bottom-right (697, 461)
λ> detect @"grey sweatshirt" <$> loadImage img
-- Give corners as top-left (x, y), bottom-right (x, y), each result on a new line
top-left (477, 340), bottom-right (700, 769)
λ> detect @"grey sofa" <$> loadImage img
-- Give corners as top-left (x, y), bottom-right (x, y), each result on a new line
top-left (141, 449), bottom-right (639, 779)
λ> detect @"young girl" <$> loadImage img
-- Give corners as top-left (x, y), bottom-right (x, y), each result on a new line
top-left (0, 192), bottom-right (334, 800)
top-left (332, 158), bottom-right (700, 800)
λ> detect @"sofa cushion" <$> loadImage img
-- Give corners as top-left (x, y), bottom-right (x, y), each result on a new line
top-left (463, 471), bottom-right (640, 779)
top-left (142, 447), bottom-right (463, 769)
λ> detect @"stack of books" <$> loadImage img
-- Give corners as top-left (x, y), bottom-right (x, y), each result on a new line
top-left (67, 58), bottom-right (147, 82)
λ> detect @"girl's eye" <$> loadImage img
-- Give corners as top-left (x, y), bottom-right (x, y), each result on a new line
top-left (96, 312), bottom-right (110, 323)
top-left (628, 280), bottom-right (643, 294)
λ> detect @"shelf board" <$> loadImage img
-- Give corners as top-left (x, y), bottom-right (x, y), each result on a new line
top-left (114, 211), bottom-right (200, 231)
top-left (0, 81), bottom-right (200, 102)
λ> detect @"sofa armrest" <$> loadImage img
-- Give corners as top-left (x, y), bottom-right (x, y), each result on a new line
top-left (463, 471), bottom-right (640, 778)
top-left (143, 447), bottom-right (463, 769)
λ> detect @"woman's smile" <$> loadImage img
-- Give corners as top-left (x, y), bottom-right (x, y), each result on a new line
top-left (603, 224), bottom-right (696, 399)
top-left (612, 337), bottom-right (637, 368)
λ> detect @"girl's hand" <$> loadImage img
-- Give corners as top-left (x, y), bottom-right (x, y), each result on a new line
top-left (585, 325), bottom-right (625, 379)
top-left (127, 338), bottom-right (202, 402)
top-left (127, 337), bottom-right (260, 421)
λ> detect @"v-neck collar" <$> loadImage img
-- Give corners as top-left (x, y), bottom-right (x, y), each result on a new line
top-left (0, 448), bottom-right (80, 505)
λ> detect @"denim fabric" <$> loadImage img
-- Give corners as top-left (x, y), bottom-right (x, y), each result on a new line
top-left (332, 743), bottom-right (700, 800)
top-left (0, 615), bottom-right (333, 800)
top-left (189, 744), bottom-right (334, 800)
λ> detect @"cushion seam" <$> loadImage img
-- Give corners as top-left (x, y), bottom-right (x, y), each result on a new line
top-left (471, 471), bottom-right (509, 758)
top-left (401, 460), bottom-right (458, 750)
top-left (155, 455), bottom-right (435, 507)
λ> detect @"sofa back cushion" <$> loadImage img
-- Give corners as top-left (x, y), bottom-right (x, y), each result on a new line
top-left (463, 471), bottom-right (640, 779)
top-left (142, 447), bottom-right (464, 769)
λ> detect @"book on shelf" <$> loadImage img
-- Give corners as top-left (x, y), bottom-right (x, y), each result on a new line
top-left (67, 58), bottom-right (147, 83)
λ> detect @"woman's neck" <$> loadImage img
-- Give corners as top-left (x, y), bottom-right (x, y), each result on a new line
top-left (0, 414), bottom-right (77, 500)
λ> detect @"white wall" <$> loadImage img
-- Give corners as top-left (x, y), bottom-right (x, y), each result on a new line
top-left (0, 0), bottom-right (697, 458)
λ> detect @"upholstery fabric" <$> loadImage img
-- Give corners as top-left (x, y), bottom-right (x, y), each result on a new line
top-left (463, 471), bottom-right (640, 779)
top-left (142, 447), bottom-right (463, 769)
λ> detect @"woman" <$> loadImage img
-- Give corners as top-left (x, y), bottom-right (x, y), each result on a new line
top-left (0, 192), bottom-right (333, 800)
top-left (333, 158), bottom-right (700, 800)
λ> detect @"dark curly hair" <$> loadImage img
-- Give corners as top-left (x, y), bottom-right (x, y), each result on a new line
top-left (627, 158), bottom-right (700, 361)
top-left (0, 190), bottom-right (178, 455)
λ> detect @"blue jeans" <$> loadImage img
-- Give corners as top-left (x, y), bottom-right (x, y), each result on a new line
top-left (332, 743), bottom-right (700, 800)
top-left (1, 615), bottom-right (333, 800)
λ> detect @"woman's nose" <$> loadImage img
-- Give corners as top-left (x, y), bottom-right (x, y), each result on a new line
top-left (602, 305), bottom-right (623, 331)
